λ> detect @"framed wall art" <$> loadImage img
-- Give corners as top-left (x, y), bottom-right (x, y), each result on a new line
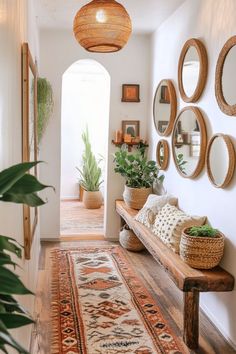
top-left (22, 42), bottom-right (38, 260)
top-left (122, 84), bottom-right (140, 102)
top-left (122, 120), bottom-right (140, 138)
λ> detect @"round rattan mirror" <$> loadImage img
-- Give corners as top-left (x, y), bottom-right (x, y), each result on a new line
top-left (215, 36), bottom-right (236, 116)
top-left (156, 140), bottom-right (169, 170)
top-left (172, 107), bottom-right (207, 178)
top-left (178, 38), bottom-right (208, 103)
top-left (153, 79), bottom-right (177, 136)
top-left (206, 134), bottom-right (235, 188)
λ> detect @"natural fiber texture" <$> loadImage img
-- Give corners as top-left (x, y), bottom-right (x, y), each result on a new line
top-left (119, 226), bottom-right (145, 252)
top-left (123, 185), bottom-right (152, 210)
top-left (51, 246), bottom-right (184, 353)
top-left (83, 190), bottom-right (103, 209)
top-left (180, 230), bottom-right (225, 269)
top-left (73, 0), bottom-right (132, 53)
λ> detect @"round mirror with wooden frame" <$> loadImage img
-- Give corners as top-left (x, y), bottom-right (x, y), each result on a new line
top-left (156, 140), bottom-right (169, 170)
top-left (153, 79), bottom-right (177, 136)
top-left (215, 36), bottom-right (236, 116)
top-left (206, 134), bottom-right (235, 188)
top-left (178, 38), bottom-right (208, 103)
top-left (172, 106), bottom-right (207, 179)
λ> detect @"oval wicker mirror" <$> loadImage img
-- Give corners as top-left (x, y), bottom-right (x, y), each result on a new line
top-left (156, 140), bottom-right (169, 170)
top-left (206, 134), bottom-right (235, 188)
top-left (172, 107), bottom-right (207, 178)
top-left (215, 36), bottom-right (236, 116)
top-left (153, 79), bottom-right (177, 136)
top-left (178, 38), bottom-right (208, 103)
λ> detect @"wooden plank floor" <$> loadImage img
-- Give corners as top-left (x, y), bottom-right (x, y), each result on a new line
top-left (31, 240), bottom-right (236, 354)
top-left (60, 200), bottom-right (104, 236)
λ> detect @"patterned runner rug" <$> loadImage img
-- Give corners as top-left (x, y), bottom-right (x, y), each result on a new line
top-left (51, 246), bottom-right (185, 354)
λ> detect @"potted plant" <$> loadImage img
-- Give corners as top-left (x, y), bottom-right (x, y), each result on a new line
top-left (77, 127), bottom-right (103, 209)
top-left (0, 161), bottom-right (52, 353)
top-left (113, 143), bottom-right (164, 210)
top-left (37, 77), bottom-right (54, 143)
top-left (180, 225), bottom-right (225, 269)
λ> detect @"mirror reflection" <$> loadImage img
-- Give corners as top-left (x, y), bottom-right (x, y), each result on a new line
top-left (153, 80), bottom-right (175, 136)
top-left (222, 45), bottom-right (236, 106)
top-left (209, 136), bottom-right (229, 186)
top-left (156, 140), bottom-right (169, 170)
top-left (182, 46), bottom-right (200, 98)
top-left (173, 109), bottom-right (202, 177)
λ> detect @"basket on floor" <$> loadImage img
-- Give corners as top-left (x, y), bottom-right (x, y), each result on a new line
top-left (119, 225), bottom-right (145, 252)
top-left (180, 228), bottom-right (225, 269)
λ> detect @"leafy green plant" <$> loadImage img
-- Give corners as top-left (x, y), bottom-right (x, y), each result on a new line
top-left (113, 144), bottom-right (164, 188)
top-left (0, 162), bottom-right (52, 353)
top-left (177, 153), bottom-right (187, 174)
top-left (76, 127), bottom-right (103, 191)
top-left (37, 78), bottom-right (54, 143)
top-left (186, 225), bottom-right (219, 238)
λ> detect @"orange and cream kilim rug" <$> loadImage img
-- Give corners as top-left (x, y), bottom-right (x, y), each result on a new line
top-left (51, 246), bottom-right (185, 354)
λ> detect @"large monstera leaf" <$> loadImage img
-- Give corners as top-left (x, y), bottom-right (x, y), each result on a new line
top-left (0, 161), bottom-right (53, 353)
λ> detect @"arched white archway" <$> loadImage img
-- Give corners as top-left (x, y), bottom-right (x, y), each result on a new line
top-left (60, 59), bottom-right (110, 235)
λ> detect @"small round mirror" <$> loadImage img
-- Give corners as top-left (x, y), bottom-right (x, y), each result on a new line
top-left (178, 38), bottom-right (208, 103)
top-left (153, 79), bottom-right (177, 136)
top-left (206, 134), bottom-right (235, 188)
top-left (156, 140), bottom-right (169, 170)
top-left (215, 36), bottom-right (236, 115)
top-left (172, 107), bottom-right (207, 178)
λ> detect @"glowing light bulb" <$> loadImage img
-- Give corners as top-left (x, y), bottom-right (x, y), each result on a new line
top-left (96, 9), bottom-right (107, 23)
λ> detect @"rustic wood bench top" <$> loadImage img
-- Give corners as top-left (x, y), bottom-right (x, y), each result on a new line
top-left (116, 200), bottom-right (235, 349)
top-left (116, 200), bottom-right (234, 292)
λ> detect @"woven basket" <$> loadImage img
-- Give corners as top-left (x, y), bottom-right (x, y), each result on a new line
top-left (119, 225), bottom-right (145, 252)
top-left (180, 228), bottom-right (225, 269)
top-left (83, 190), bottom-right (103, 209)
top-left (123, 185), bottom-right (152, 210)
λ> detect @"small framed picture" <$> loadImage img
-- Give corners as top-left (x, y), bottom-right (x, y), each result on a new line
top-left (159, 85), bottom-right (170, 104)
top-left (122, 120), bottom-right (140, 138)
top-left (158, 120), bottom-right (169, 133)
top-left (122, 84), bottom-right (140, 102)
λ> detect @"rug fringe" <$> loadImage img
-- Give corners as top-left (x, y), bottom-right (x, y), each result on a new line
top-left (50, 250), bottom-right (61, 354)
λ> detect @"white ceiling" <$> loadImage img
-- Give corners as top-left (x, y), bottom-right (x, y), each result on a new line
top-left (35, 0), bottom-right (185, 34)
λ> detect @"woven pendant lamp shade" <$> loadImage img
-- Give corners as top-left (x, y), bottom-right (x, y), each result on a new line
top-left (73, 0), bottom-right (132, 53)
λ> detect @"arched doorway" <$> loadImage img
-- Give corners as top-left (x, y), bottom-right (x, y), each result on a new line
top-left (60, 59), bottom-right (110, 236)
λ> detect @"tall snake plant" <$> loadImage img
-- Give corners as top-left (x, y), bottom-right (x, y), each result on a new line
top-left (0, 162), bottom-right (52, 354)
top-left (76, 127), bottom-right (103, 191)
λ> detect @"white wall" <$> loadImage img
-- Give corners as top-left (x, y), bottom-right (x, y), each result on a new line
top-left (0, 0), bottom-right (41, 351)
top-left (39, 31), bottom-right (151, 239)
top-left (149, 0), bottom-right (236, 347)
top-left (61, 60), bottom-right (110, 199)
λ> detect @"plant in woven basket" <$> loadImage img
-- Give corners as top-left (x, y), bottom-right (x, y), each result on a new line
top-left (37, 78), bottom-right (54, 143)
top-left (76, 127), bottom-right (103, 209)
top-left (0, 162), bottom-right (52, 353)
top-left (113, 144), bottom-right (164, 210)
top-left (186, 225), bottom-right (219, 238)
top-left (180, 225), bottom-right (224, 269)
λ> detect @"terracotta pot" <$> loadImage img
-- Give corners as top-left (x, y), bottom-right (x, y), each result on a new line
top-left (83, 190), bottom-right (103, 209)
top-left (180, 227), bottom-right (225, 269)
top-left (123, 185), bottom-right (152, 210)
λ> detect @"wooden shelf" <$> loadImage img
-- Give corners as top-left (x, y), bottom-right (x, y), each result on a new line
top-left (112, 140), bottom-right (145, 152)
top-left (174, 142), bottom-right (191, 147)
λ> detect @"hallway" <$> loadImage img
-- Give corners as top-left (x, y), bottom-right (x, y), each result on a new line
top-left (60, 200), bottom-right (104, 236)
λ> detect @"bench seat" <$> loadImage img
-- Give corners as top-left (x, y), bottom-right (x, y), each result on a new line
top-left (116, 200), bottom-right (234, 349)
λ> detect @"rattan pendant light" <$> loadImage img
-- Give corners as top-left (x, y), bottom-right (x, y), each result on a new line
top-left (73, 0), bottom-right (132, 53)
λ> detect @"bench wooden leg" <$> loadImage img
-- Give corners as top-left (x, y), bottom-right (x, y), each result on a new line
top-left (183, 290), bottom-right (199, 349)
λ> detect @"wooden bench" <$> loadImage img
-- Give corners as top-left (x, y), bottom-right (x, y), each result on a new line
top-left (116, 200), bottom-right (235, 349)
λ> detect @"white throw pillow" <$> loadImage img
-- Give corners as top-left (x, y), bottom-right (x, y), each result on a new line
top-left (152, 204), bottom-right (206, 253)
top-left (135, 194), bottom-right (178, 229)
